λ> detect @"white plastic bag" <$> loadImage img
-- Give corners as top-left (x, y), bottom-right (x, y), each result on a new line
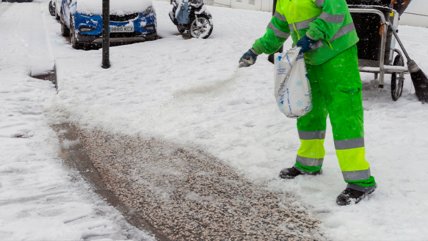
top-left (274, 47), bottom-right (312, 118)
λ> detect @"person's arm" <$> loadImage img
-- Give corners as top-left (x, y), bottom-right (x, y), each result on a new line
top-left (306, 0), bottom-right (349, 41)
top-left (252, 11), bottom-right (290, 55)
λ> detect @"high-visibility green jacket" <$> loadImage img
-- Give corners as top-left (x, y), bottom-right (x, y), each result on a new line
top-left (252, 0), bottom-right (359, 65)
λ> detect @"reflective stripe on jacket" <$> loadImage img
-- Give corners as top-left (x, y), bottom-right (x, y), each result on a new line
top-left (252, 0), bottom-right (359, 65)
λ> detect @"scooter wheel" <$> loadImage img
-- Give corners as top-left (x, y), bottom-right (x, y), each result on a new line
top-left (190, 16), bottom-right (213, 39)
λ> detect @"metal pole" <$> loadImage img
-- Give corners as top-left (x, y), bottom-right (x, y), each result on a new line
top-left (102, 0), bottom-right (110, 69)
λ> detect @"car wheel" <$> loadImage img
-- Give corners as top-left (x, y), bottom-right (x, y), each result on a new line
top-left (70, 17), bottom-right (83, 49)
top-left (190, 15), bottom-right (213, 39)
top-left (60, 20), bottom-right (70, 37)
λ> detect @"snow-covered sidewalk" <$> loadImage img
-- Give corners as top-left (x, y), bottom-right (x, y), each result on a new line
top-left (0, 1), bottom-right (154, 240)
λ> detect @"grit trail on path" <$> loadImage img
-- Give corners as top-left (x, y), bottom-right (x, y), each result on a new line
top-left (55, 124), bottom-right (324, 241)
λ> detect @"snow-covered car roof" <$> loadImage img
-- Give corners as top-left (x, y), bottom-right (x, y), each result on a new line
top-left (75, 0), bottom-right (153, 15)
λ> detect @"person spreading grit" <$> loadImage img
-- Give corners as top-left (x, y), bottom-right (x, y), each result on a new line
top-left (239, 0), bottom-right (377, 206)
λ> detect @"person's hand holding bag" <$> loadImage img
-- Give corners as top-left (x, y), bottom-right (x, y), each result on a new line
top-left (296, 34), bottom-right (316, 53)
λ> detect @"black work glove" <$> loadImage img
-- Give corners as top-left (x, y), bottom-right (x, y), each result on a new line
top-left (296, 35), bottom-right (316, 54)
top-left (239, 48), bottom-right (258, 67)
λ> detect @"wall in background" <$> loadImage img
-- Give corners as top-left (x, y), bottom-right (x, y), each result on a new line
top-left (210, 0), bottom-right (428, 27)
top-left (160, 0), bottom-right (428, 27)
top-left (213, 0), bottom-right (272, 12)
top-left (399, 0), bottom-right (428, 27)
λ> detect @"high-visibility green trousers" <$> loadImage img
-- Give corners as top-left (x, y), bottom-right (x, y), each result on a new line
top-left (294, 45), bottom-right (376, 191)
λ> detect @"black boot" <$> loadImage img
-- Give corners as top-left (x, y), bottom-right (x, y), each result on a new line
top-left (279, 166), bottom-right (321, 179)
top-left (336, 186), bottom-right (376, 206)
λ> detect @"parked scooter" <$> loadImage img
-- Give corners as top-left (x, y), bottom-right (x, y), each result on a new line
top-left (169, 0), bottom-right (213, 39)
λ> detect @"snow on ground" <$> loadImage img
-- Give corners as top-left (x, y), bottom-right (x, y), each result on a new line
top-left (52, 1), bottom-right (428, 240)
top-left (76, 0), bottom-right (152, 16)
top-left (0, 1), bottom-right (155, 240)
top-left (1, 0), bottom-right (428, 240)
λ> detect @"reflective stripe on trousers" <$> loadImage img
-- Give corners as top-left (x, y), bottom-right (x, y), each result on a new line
top-left (335, 137), bottom-right (369, 180)
top-left (343, 169), bottom-right (371, 181)
top-left (295, 131), bottom-right (326, 173)
top-left (335, 138), bottom-right (364, 150)
top-left (299, 130), bottom-right (326, 140)
top-left (296, 156), bottom-right (324, 167)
